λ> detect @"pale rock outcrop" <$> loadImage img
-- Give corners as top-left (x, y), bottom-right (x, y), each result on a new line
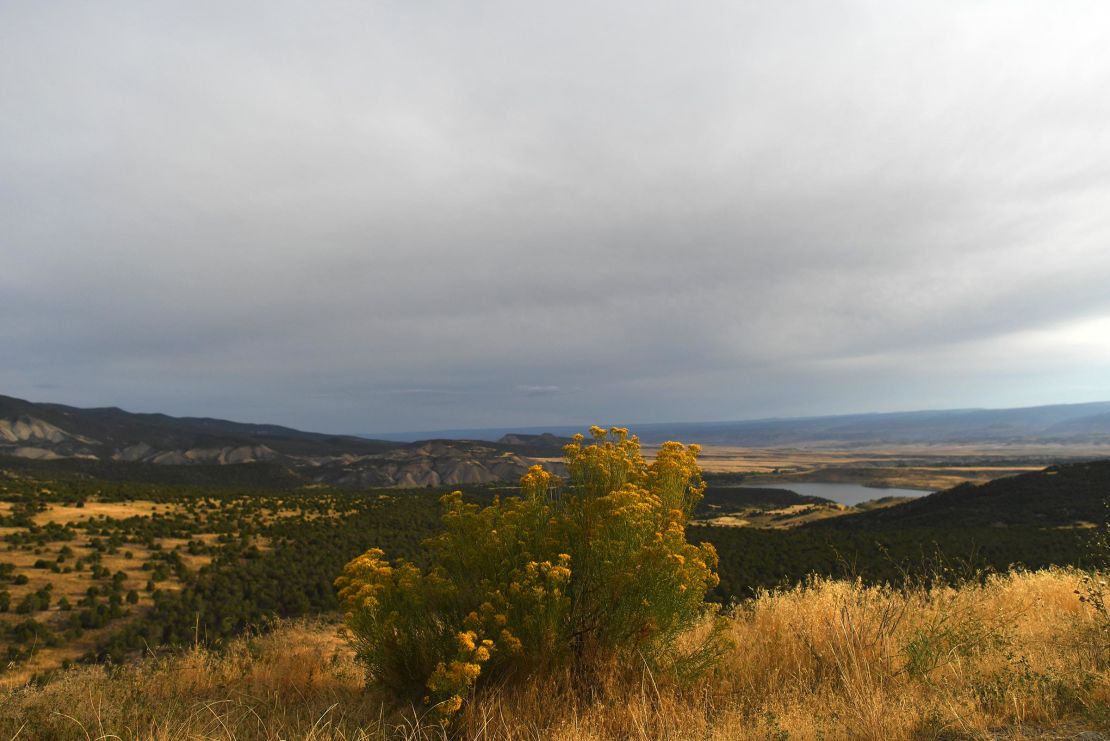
top-left (0, 415), bottom-right (96, 445)
top-left (10, 446), bottom-right (64, 460)
top-left (114, 443), bottom-right (154, 462)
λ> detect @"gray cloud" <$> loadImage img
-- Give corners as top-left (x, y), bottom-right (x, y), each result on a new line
top-left (3, 1), bottom-right (1110, 433)
top-left (517, 385), bottom-right (563, 397)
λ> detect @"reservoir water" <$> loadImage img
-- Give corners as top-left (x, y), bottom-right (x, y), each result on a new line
top-left (739, 481), bottom-right (929, 506)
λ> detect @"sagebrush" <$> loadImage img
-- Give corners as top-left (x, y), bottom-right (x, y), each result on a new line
top-left (335, 427), bottom-right (723, 719)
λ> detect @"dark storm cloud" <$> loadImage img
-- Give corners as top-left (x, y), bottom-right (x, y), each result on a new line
top-left (3, 1), bottom-right (1110, 432)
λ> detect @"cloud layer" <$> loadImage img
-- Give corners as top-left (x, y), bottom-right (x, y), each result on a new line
top-left (3, 1), bottom-right (1110, 433)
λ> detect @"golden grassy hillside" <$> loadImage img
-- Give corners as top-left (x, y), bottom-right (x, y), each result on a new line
top-left (1, 568), bottom-right (1106, 740)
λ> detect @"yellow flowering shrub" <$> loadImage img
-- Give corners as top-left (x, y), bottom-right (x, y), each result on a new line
top-left (336, 426), bottom-right (723, 720)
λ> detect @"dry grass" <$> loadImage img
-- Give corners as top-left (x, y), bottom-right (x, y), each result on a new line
top-left (29, 501), bottom-right (176, 527)
top-left (0, 619), bottom-right (394, 740)
top-left (2, 570), bottom-right (1108, 740)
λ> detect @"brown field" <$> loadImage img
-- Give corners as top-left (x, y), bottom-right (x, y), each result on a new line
top-left (2, 568), bottom-right (1106, 740)
top-left (696, 501), bottom-right (859, 529)
top-left (639, 442), bottom-right (1110, 491)
top-left (30, 500), bottom-right (176, 525)
top-left (0, 500), bottom-right (179, 524)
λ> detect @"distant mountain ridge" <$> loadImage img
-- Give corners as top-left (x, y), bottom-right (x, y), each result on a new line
top-left (642, 403), bottom-right (1110, 446)
top-left (0, 394), bottom-right (543, 488)
top-left (5, 394), bottom-right (1110, 488)
top-left (372, 401), bottom-right (1110, 447)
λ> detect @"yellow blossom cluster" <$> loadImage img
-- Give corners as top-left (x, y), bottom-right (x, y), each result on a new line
top-left (422, 629), bottom-right (498, 719)
top-left (334, 547), bottom-right (391, 616)
top-left (520, 464), bottom-right (556, 499)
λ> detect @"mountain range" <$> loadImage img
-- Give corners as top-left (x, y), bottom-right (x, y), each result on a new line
top-left (4, 393), bottom-right (1110, 488)
top-left (0, 394), bottom-right (560, 488)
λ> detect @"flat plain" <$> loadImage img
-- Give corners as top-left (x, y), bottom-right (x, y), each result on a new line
top-left (663, 442), bottom-right (1110, 490)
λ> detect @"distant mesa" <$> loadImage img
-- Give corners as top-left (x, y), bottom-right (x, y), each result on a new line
top-left (496, 432), bottom-right (574, 454)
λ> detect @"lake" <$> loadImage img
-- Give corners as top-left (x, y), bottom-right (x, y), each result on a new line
top-left (739, 481), bottom-right (929, 506)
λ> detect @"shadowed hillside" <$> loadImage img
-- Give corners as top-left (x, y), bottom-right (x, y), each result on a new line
top-left (809, 459), bottom-right (1110, 529)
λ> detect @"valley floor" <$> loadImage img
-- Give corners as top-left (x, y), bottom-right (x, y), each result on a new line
top-left (674, 442), bottom-right (1110, 490)
top-left (2, 568), bottom-right (1107, 740)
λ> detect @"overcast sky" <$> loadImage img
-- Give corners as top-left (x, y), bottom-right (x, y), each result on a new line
top-left (3, 1), bottom-right (1110, 434)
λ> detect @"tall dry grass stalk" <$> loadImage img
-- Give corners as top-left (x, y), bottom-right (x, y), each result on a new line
top-left (2, 569), bottom-right (1107, 740)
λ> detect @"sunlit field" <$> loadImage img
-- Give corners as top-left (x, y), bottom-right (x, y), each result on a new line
top-left (2, 568), bottom-right (1106, 740)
